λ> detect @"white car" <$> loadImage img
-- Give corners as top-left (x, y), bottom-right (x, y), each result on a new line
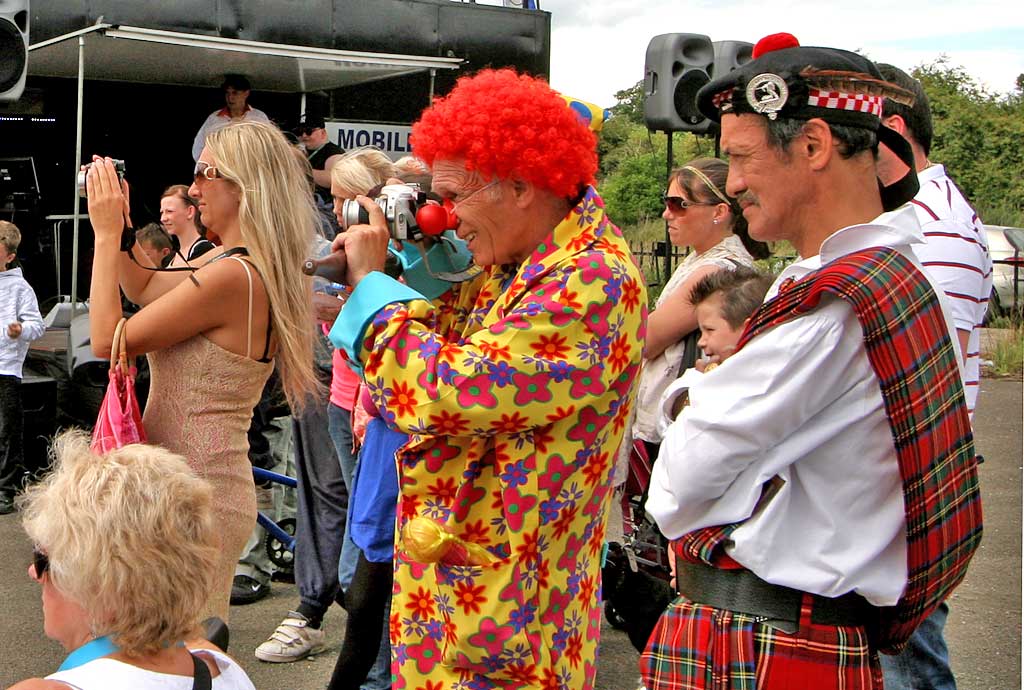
top-left (984, 225), bottom-right (1024, 317)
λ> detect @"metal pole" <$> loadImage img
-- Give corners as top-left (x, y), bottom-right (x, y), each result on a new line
top-left (70, 35), bottom-right (86, 320)
top-left (428, 68), bottom-right (436, 104)
top-left (664, 131), bottom-right (673, 282)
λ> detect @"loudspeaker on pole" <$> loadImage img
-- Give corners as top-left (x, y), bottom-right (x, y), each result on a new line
top-left (643, 33), bottom-right (714, 133)
top-left (0, 0), bottom-right (29, 102)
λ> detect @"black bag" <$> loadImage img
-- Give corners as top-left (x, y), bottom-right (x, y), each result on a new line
top-left (602, 542), bottom-right (676, 652)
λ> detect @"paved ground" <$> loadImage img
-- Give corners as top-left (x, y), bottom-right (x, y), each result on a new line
top-left (0, 378), bottom-right (1019, 689)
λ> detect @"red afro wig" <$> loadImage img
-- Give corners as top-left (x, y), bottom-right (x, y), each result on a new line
top-left (410, 69), bottom-right (598, 199)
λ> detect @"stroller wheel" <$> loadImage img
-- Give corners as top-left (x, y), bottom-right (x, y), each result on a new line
top-left (605, 600), bottom-right (628, 630)
top-left (265, 517), bottom-right (296, 573)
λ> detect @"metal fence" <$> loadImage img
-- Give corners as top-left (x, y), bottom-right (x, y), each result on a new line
top-left (626, 240), bottom-right (797, 289)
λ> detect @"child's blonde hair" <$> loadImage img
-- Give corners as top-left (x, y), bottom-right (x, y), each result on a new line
top-left (0, 220), bottom-right (21, 254)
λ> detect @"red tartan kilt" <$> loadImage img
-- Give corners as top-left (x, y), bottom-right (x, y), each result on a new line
top-left (639, 597), bottom-right (882, 690)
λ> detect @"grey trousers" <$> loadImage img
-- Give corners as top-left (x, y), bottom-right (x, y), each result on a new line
top-left (293, 395), bottom-right (349, 614)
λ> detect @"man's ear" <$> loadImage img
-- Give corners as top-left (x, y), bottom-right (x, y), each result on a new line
top-left (882, 114), bottom-right (906, 137)
top-left (801, 118), bottom-right (834, 171)
top-left (510, 178), bottom-right (534, 209)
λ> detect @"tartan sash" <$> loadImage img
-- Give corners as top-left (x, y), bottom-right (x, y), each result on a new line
top-left (671, 246), bottom-right (983, 653)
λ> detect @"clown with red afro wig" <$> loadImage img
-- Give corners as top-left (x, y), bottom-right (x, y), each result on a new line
top-left (410, 69), bottom-right (598, 199)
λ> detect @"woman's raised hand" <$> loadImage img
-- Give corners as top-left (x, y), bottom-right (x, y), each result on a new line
top-left (85, 156), bottom-right (131, 241)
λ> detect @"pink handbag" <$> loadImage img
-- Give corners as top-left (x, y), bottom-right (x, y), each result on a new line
top-left (90, 317), bottom-right (147, 452)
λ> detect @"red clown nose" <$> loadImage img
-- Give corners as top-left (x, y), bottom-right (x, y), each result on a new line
top-left (416, 199), bottom-right (459, 236)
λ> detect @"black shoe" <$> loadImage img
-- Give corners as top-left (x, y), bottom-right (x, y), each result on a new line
top-left (0, 494), bottom-right (16, 516)
top-left (230, 574), bottom-right (270, 605)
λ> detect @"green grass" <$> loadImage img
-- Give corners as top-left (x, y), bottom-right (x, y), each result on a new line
top-left (983, 325), bottom-right (1024, 378)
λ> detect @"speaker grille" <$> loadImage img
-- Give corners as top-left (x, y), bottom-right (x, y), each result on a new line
top-left (0, 20), bottom-right (26, 93)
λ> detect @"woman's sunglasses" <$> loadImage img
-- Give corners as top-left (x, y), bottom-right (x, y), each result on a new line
top-left (662, 195), bottom-right (715, 214)
top-left (193, 161), bottom-right (223, 183)
top-left (31, 549), bottom-right (49, 579)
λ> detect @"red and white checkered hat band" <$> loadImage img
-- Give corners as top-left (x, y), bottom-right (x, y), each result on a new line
top-left (807, 88), bottom-right (883, 117)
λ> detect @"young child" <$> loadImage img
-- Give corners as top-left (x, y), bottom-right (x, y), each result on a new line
top-left (135, 222), bottom-right (175, 268)
top-left (658, 265), bottom-right (774, 434)
top-left (0, 220), bottom-right (45, 514)
top-left (691, 265), bottom-right (775, 369)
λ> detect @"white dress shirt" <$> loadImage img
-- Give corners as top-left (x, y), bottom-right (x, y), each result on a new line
top-left (647, 206), bottom-right (962, 607)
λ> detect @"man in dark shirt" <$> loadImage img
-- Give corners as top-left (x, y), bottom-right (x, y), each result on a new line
top-left (295, 113), bottom-right (345, 210)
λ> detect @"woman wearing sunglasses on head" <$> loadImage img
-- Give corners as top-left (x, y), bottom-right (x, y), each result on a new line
top-left (9, 431), bottom-right (256, 690)
top-left (84, 121), bottom-right (319, 623)
top-left (628, 157), bottom-right (769, 464)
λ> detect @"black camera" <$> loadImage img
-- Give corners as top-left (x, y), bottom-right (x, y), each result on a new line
top-left (78, 159), bottom-right (126, 197)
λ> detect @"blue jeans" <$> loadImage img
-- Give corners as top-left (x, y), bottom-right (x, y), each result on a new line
top-left (327, 403), bottom-right (390, 690)
top-left (880, 602), bottom-right (956, 690)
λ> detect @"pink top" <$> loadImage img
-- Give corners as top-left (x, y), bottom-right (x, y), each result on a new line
top-left (330, 346), bottom-right (360, 411)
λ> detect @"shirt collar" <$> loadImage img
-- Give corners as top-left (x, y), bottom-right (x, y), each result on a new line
top-left (771, 205), bottom-right (923, 297)
top-left (216, 104), bottom-right (252, 118)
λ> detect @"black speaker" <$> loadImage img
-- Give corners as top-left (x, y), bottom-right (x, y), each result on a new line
top-left (644, 36), bottom-right (755, 134)
top-left (0, 0), bottom-right (28, 102)
top-left (643, 33), bottom-right (714, 133)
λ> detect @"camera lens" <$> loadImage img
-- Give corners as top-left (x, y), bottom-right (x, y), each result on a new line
top-left (340, 199), bottom-right (369, 231)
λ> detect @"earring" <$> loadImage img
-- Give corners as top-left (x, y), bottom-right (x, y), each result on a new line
top-left (712, 219), bottom-right (720, 225)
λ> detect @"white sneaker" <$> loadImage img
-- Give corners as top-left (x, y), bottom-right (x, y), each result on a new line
top-left (255, 611), bottom-right (326, 663)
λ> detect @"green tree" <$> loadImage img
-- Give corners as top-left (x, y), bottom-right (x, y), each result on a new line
top-left (914, 59), bottom-right (1024, 225)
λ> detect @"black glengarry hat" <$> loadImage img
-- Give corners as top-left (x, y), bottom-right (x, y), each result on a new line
top-left (697, 33), bottom-right (921, 210)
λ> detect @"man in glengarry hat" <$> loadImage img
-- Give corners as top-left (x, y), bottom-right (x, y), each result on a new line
top-left (641, 34), bottom-right (983, 689)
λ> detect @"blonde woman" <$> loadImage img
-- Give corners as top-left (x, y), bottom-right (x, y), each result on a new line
top-left (85, 121), bottom-right (318, 621)
top-left (11, 431), bottom-right (255, 689)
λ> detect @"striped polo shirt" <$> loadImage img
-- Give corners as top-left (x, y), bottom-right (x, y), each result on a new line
top-left (910, 164), bottom-right (993, 420)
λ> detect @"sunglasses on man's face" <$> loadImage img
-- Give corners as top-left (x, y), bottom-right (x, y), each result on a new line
top-left (31, 549), bottom-right (49, 580)
top-left (296, 126), bottom-right (317, 136)
top-left (193, 161), bottom-right (222, 184)
top-left (662, 195), bottom-right (714, 214)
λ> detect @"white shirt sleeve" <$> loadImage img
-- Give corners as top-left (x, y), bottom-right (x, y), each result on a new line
top-left (192, 112), bottom-right (218, 162)
top-left (16, 284), bottom-right (44, 342)
top-left (646, 298), bottom-right (862, 539)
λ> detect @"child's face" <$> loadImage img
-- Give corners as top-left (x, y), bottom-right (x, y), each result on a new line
top-left (139, 241), bottom-right (170, 267)
top-left (696, 294), bottom-right (744, 363)
top-left (0, 244), bottom-right (15, 270)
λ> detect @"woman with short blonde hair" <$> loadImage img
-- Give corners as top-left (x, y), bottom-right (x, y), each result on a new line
top-left (10, 431), bottom-right (255, 689)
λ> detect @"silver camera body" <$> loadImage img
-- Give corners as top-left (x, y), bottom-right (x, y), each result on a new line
top-left (77, 159), bottom-right (126, 197)
top-left (340, 183), bottom-right (423, 241)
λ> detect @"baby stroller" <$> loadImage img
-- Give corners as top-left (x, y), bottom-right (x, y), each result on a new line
top-left (602, 440), bottom-right (676, 652)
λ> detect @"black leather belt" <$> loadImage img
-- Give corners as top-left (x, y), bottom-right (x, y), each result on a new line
top-left (675, 560), bottom-right (875, 628)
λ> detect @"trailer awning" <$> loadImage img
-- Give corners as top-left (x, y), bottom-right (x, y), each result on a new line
top-left (28, 23), bottom-right (463, 92)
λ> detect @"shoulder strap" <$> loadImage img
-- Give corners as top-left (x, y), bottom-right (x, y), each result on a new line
top-left (226, 256), bottom-right (255, 360)
top-left (190, 652), bottom-right (212, 690)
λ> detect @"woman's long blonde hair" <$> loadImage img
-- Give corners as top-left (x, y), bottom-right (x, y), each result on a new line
top-left (206, 121), bottom-right (319, 408)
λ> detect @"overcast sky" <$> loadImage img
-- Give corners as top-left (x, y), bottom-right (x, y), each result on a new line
top-left (499, 0), bottom-right (1024, 108)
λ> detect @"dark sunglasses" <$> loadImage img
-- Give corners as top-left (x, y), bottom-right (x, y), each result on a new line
top-left (662, 195), bottom-right (714, 214)
top-left (31, 548), bottom-right (49, 579)
top-left (296, 126), bottom-right (317, 136)
top-left (193, 161), bottom-right (222, 183)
